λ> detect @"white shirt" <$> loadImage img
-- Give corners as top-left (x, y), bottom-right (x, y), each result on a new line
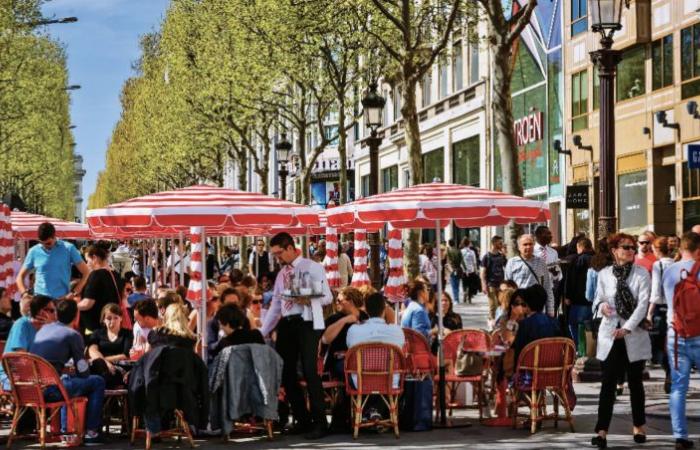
top-left (650, 257), bottom-right (675, 306)
top-left (534, 243), bottom-right (562, 282)
top-left (167, 250), bottom-right (190, 275)
top-left (346, 318), bottom-right (406, 349)
top-left (461, 247), bottom-right (478, 274)
top-left (260, 255), bottom-right (333, 336)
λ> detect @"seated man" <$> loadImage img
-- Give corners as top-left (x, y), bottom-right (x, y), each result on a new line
top-left (132, 299), bottom-right (160, 356)
top-left (347, 292), bottom-right (404, 349)
top-left (30, 299), bottom-right (105, 444)
top-left (512, 284), bottom-right (562, 364)
top-left (0, 294), bottom-right (56, 390)
top-left (127, 276), bottom-right (150, 307)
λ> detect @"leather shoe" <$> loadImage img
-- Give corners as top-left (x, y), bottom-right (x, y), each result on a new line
top-left (591, 435), bottom-right (607, 448)
top-left (304, 425), bottom-right (328, 440)
top-left (676, 438), bottom-right (694, 449)
top-left (633, 434), bottom-right (647, 444)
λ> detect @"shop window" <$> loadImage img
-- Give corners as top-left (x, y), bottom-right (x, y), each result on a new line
top-left (453, 136), bottom-right (480, 187)
top-left (324, 125), bottom-right (339, 145)
top-left (421, 73), bottom-right (432, 108)
top-left (618, 171), bottom-right (648, 230)
top-left (592, 66), bottom-right (599, 110)
top-left (616, 46), bottom-right (645, 102)
top-left (423, 147), bottom-right (444, 183)
top-left (682, 162), bottom-right (700, 198)
top-left (571, 0), bottom-right (587, 36)
top-left (381, 165), bottom-right (399, 193)
top-left (452, 41), bottom-right (463, 92)
top-left (360, 175), bottom-right (370, 198)
top-left (652, 34), bottom-right (673, 91)
top-left (571, 70), bottom-right (588, 131)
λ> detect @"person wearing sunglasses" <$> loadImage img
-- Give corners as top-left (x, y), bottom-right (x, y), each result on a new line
top-left (634, 231), bottom-right (657, 274)
top-left (17, 222), bottom-right (89, 302)
top-left (591, 233), bottom-right (652, 448)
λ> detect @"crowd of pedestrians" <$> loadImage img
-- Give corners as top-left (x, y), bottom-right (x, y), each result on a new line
top-left (0, 221), bottom-right (699, 449)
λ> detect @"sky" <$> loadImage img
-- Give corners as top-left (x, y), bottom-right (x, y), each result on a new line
top-left (41, 0), bottom-right (171, 214)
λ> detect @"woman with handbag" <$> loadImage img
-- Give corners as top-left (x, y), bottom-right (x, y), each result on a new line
top-left (78, 242), bottom-right (124, 335)
top-left (87, 303), bottom-right (133, 388)
top-left (591, 233), bottom-right (651, 449)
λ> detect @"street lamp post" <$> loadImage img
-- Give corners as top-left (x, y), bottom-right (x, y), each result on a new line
top-left (361, 82), bottom-right (386, 290)
top-left (588, 0), bottom-right (627, 239)
top-left (275, 132), bottom-right (293, 200)
top-left (27, 17), bottom-right (78, 26)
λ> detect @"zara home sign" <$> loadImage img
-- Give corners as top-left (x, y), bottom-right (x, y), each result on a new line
top-left (514, 110), bottom-right (544, 147)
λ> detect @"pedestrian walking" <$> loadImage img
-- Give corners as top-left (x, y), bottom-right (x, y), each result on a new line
top-left (564, 237), bottom-right (594, 351)
top-left (591, 233), bottom-right (651, 448)
top-left (481, 235), bottom-right (507, 324)
top-left (446, 240), bottom-right (464, 304)
top-left (460, 237), bottom-right (479, 304)
top-left (504, 234), bottom-right (554, 317)
top-left (656, 232), bottom-right (700, 450)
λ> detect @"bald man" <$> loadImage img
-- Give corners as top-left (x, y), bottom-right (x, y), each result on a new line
top-left (691, 224), bottom-right (700, 234)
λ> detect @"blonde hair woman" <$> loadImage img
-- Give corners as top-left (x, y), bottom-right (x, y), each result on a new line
top-left (148, 303), bottom-right (196, 350)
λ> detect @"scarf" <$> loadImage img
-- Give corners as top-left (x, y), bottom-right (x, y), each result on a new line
top-left (612, 263), bottom-right (635, 320)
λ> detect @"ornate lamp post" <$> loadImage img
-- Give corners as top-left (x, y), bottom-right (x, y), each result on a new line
top-left (588, 0), bottom-right (627, 239)
top-left (361, 82), bottom-right (386, 289)
top-left (275, 132), bottom-right (292, 200)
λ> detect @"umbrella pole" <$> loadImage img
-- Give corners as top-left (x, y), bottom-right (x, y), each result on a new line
top-left (161, 238), bottom-right (166, 290)
top-left (436, 220), bottom-right (447, 426)
top-left (170, 237), bottom-right (176, 288)
top-left (200, 228), bottom-right (208, 362)
top-left (179, 232), bottom-right (185, 287)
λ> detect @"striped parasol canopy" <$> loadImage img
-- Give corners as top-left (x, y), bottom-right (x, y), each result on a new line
top-left (326, 182), bottom-right (550, 229)
top-left (86, 185), bottom-right (319, 236)
top-left (0, 205), bottom-right (14, 293)
top-left (12, 211), bottom-right (91, 240)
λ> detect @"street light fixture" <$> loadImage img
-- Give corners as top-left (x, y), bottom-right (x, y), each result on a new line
top-left (588, 0), bottom-right (628, 239)
top-left (361, 82), bottom-right (386, 289)
top-left (27, 17), bottom-right (78, 26)
top-left (275, 132), bottom-right (293, 200)
top-left (64, 85), bottom-right (81, 91)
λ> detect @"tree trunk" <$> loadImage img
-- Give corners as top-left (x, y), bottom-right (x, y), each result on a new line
top-left (401, 79), bottom-right (423, 279)
top-left (237, 158), bottom-right (249, 272)
top-left (492, 43), bottom-right (524, 256)
top-left (337, 102), bottom-right (348, 204)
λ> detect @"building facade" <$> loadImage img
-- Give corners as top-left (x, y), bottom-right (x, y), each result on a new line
top-left (564, 0), bottom-right (699, 239)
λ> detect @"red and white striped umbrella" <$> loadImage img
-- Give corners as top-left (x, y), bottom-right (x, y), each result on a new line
top-left (12, 211), bottom-right (90, 240)
top-left (323, 227), bottom-right (340, 289)
top-left (350, 230), bottom-right (370, 288)
top-left (87, 185), bottom-right (319, 236)
top-left (0, 205), bottom-right (14, 293)
top-left (326, 182), bottom-right (550, 229)
top-left (383, 225), bottom-right (406, 303)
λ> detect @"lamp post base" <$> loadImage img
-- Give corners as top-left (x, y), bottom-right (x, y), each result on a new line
top-left (597, 216), bottom-right (616, 241)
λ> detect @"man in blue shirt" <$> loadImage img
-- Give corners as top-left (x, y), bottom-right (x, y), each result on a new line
top-left (31, 299), bottom-right (104, 444)
top-left (0, 295), bottom-right (56, 390)
top-left (16, 223), bottom-right (89, 300)
top-left (659, 232), bottom-right (700, 450)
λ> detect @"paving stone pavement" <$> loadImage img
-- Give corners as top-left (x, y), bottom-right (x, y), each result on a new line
top-left (3, 292), bottom-right (699, 449)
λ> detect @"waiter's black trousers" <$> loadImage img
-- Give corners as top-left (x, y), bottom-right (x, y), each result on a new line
top-left (276, 316), bottom-right (326, 427)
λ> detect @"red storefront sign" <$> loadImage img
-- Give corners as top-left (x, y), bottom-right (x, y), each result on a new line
top-left (513, 111), bottom-right (544, 147)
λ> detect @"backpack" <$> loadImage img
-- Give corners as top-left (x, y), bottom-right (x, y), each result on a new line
top-left (672, 260), bottom-right (700, 368)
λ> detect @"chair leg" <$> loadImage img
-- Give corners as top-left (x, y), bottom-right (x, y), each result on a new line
top-left (390, 395), bottom-right (399, 439)
top-left (530, 391), bottom-right (538, 434)
top-left (38, 407), bottom-right (46, 449)
top-left (130, 416), bottom-right (138, 445)
top-left (122, 397), bottom-right (129, 435)
top-left (553, 391), bottom-right (559, 429)
top-left (6, 405), bottom-right (23, 449)
top-left (560, 390), bottom-right (575, 432)
top-left (510, 390), bottom-right (517, 429)
top-left (145, 431), bottom-right (151, 450)
top-left (352, 394), bottom-right (362, 440)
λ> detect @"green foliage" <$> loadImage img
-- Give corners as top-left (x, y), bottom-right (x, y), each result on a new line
top-left (0, 0), bottom-right (76, 218)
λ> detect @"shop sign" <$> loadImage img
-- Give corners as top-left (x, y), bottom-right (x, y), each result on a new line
top-left (688, 144), bottom-right (700, 169)
top-left (311, 158), bottom-right (354, 174)
top-left (565, 185), bottom-right (589, 209)
top-left (513, 110), bottom-right (544, 147)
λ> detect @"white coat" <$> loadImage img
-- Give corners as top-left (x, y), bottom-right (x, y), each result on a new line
top-left (593, 265), bottom-right (651, 363)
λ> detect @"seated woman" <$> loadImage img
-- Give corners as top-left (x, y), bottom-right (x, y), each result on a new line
top-left (148, 303), bottom-right (197, 350)
top-left (401, 280), bottom-right (431, 339)
top-left (321, 287), bottom-right (367, 380)
top-left (512, 284), bottom-right (561, 364)
top-left (211, 304), bottom-right (263, 357)
top-left (88, 303), bottom-right (133, 388)
top-left (494, 280), bottom-right (518, 324)
top-left (493, 288), bottom-right (528, 348)
top-left (429, 292), bottom-right (463, 354)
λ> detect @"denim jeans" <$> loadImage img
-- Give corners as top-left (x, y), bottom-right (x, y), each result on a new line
top-left (46, 374), bottom-right (105, 433)
top-left (449, 273), bottom-right (461, 304)
top-left (667, 332), bottom-right (700, 439)
top-left (568, 304), bottom-right (592, 350)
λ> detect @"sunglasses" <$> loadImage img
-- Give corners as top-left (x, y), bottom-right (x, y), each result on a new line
top-left (512, 301), bottom-right (526, 307)
top-left (620, 245), bottom-right (637, 251)
top-left (638, 241), bottom-right (649, 245)
top-left (251, 300), bottom-right (261, 305)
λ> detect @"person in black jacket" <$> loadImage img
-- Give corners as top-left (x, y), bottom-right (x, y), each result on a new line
top-left (128, 341), bottom-right (209, 435)
top-left (564, 237), bottom-right (594, 351)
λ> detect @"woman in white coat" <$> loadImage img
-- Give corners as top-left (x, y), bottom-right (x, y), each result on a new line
top-left (591, 233), bottom-right (651, 449)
